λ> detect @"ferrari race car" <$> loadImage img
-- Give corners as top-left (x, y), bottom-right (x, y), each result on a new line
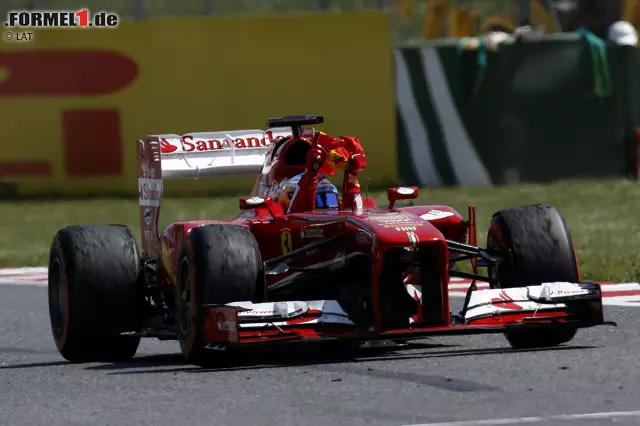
top-left (47, 115), bottom-right (613, 366)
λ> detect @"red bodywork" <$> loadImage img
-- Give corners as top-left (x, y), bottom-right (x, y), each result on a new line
top-left (135, 120), bottom-right (607, 350)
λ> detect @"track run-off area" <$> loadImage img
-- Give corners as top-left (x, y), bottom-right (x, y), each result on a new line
top-left (2, 267), bottom-right (640, 426)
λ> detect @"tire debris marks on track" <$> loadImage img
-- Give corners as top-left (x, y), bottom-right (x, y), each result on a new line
top-left (1, 268), bottom-right (640, 307)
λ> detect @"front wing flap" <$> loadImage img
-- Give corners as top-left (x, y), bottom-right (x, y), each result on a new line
top-left (462, 281), bottom-right (604, 325)
top-left (199, 281), bottom-right (611, 348)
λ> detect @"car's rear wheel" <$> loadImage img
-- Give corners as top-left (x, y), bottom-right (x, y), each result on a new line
top-left (175, 225), bottom-right (260, 367)
top-left (48, 225), bottom-right (144, 362)
top-left (487, 204), bottom-right (580, 349)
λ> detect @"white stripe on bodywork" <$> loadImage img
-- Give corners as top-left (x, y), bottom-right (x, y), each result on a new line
top-left (420, 47), bottom-right (492, 186)
top-left (394, 49), bottom-right (442, 186)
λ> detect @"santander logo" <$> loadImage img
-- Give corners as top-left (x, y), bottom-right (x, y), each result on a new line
top-left (491, 290), bottom-right (523, 311)
top-left (159, 131), bottom-right (290, 154)
top-left (160, 139), bottom-right (177, 153)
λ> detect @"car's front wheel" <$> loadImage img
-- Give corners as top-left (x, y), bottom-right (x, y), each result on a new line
top-left (175, 225), bottom-right (260, 367)
top-left (487, 204), bottom-right (580, 349)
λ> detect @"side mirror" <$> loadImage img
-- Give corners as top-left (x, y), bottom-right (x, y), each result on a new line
top-left (239, 196), bottom-right (269, 210)
top-left (387, 186), bottom-right (419, 209)
top-left (239, 196), bottom-right (285, 218)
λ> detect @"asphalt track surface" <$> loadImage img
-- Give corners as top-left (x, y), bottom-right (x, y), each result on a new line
top-left (2, 282), bottom-right (640, 426)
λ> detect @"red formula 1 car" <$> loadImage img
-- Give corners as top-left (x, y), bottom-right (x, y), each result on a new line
top-left (47, 115), bottom-right (613, 366)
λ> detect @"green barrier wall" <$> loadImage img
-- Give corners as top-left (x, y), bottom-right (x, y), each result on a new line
top-left (395, 34), bottom-right (640, 186)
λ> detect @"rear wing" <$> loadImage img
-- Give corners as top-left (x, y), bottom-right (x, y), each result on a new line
top-left (136, 127), bottom-right (291, 260)
top-left (137, 128), bottom-right (292, 181)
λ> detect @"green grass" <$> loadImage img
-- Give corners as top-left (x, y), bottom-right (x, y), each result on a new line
top-left (2, 178), bottom-right (640, 283)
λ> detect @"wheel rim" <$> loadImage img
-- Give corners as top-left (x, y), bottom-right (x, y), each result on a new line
top-left (48, 258), bottom-right (66, 340)
top-left (176, 259), bottom-right (192, 336)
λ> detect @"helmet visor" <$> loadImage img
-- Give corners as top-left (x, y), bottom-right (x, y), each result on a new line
top-left (316, 191), bottom-right (339, 209)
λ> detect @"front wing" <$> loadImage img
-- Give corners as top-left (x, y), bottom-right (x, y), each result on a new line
top-left (200, 281), bottom-right (614, 349)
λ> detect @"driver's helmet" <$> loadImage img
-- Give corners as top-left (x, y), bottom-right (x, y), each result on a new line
top-left (276, 173), bottom-right (340, 211)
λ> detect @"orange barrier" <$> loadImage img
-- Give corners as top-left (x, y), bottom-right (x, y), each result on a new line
top-left (0, 12), bottom-right (395, 196)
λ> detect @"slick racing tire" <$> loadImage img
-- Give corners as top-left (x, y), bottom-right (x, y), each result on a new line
top-left (48, 225), bottom-right (144, 362)
top-left (175, 225), bottom-right (260, 367)
top-left (486, 204), bottom-right (580, 349)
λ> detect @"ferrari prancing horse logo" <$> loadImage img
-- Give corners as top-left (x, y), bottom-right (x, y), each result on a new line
top-left (281, 230), bottom-right (292, 254)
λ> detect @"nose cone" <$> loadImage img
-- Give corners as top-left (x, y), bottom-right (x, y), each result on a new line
top-left (365, 212), bottom-right (446, 246)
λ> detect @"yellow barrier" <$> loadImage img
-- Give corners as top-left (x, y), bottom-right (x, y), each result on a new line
top-left (421, 0), bottom-right (560, 38)
top-left (0, 12), bottom-right (396, 196)
top-left (421, 0), bottom-right (638, 38)
top-left (622, 0), bottom-right (640, 29)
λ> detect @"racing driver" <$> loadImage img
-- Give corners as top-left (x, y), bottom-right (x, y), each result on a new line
top-left (278, 130), bottom-right (367, 213)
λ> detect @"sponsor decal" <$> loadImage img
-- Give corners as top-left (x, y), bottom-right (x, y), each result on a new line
top-left (354, 193), bottom-right (363, 210)
top-left (204, 308), bottom-right (239, 344)
top-left (407, 231), bottom-right (419, 246)
top-left (160, 131), bottom-right (290, 154)
top-left (300, 226), bottom-right (324, 239)
top-left (397, 187), bottom-right (415, 195)
top-left (533, 283), bottom-right (592, 301)
top-left (159, 139), bottom-right (177, 153)
top-left (355, 229), bottom-right (372, 245)
top-left (420, 209), bottom-right (455, 221)
top-left (214, 312), bottom-right (237, 332)
top-left (143, 229), bottom-right (155, 244)
top-left (383, 222), bottom-right (424, 229)
top-left (138, 161), bottom-right (156, 178)
top-left (281, 229), bottom-right (292, 255)
top-left (550, 289), bottom-right (590, 296)
top-left (143, 207), bottom-right (152, 226)
top-left (396, 226), bottom-right (417, 231)
top-left (370, 213), bottom-right (410, 223)
top-left (138, 178), bottom-right (162, 207)
top-left (491, 290), bottom-right (523, 310)
top-left (238, 310), bottom-right (276, 316)
top-left (246, 197), bottom-right (265, 205)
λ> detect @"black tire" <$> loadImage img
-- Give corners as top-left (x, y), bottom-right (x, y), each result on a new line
top-left (48, 225), bottom-right (144, 362)
top-left (175, 225), bottom-right (260, 367)
top-left (486, 204), bottom-right (580, 349)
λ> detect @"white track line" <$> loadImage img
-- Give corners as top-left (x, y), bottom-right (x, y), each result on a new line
top-left (405, 410), bottom-right (640, 426)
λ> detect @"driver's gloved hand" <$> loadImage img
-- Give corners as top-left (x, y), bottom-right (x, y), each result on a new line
top-left (306, 145), bottom-right (328, 173)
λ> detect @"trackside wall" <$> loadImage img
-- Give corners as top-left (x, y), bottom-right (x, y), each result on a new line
top-left (0, 12), bottom-right (396, 196)
top-left (395, 35), bottom-right (640, 187)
